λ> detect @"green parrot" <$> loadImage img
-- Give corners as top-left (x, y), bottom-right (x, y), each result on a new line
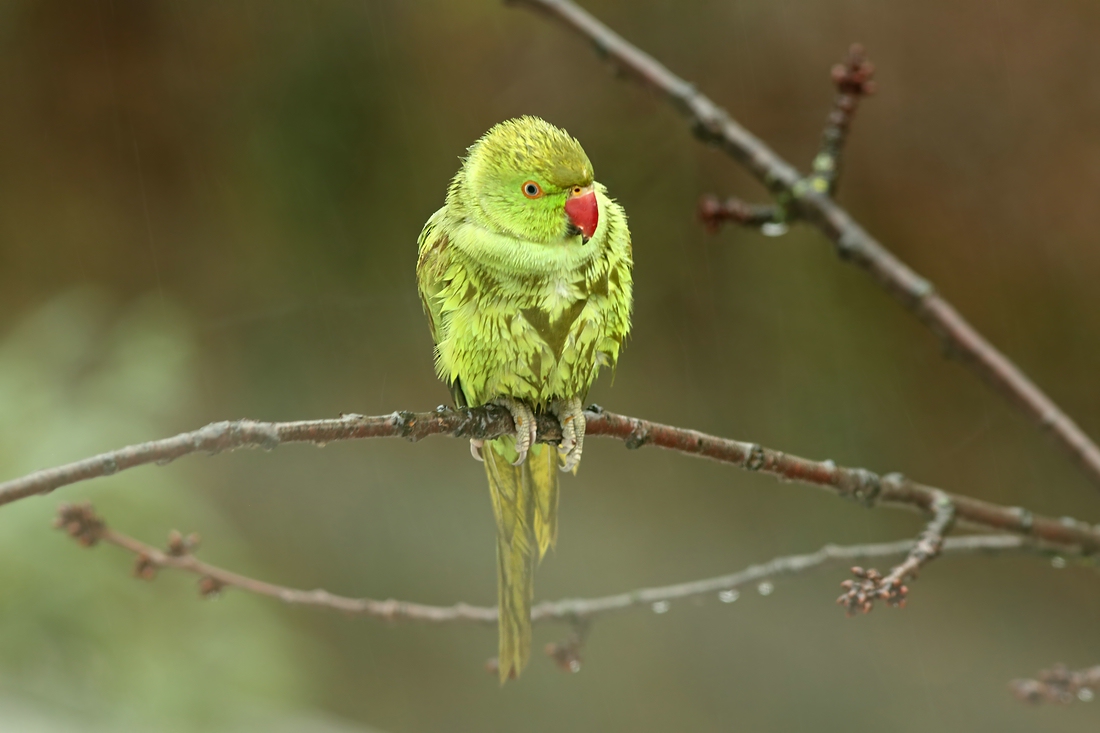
top-left (416, 116), bottom-right (633, 681)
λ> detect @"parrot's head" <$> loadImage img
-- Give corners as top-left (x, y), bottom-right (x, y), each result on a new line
top-left (455, 116), bottom-right (599, 245)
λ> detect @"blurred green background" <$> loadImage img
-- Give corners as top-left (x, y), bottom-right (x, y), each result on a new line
top-left (1, 0), bottom-right (1099, 731)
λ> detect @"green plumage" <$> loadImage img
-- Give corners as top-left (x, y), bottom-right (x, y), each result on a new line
top-left (416, 117), bottom-right (633, 681)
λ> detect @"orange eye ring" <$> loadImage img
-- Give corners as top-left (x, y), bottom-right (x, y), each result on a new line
top-left (570, 186), bottom-right (584, 196)
top-left (521, 181), bottom-right (543, 199)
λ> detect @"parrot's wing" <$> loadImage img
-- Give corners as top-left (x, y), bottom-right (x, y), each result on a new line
top-left (415, 208), bottom-right (449, 347)
top-left (416, 209), bottom-right (469, 406)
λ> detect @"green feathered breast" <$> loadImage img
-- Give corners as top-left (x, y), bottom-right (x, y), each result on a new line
top-left (416, 116), bottom-right (633, 681)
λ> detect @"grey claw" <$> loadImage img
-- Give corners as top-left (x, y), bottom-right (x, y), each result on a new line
top-left (512, 412), bottom-right (535, 466)
top-left (551, 398), bottom-right (586, 473)
top-left (511, 419), bottom-right (531, 465)
top-left (493, 396), bottom-right (536, 466)
top-left (558, 415), bottom-right (576, 459)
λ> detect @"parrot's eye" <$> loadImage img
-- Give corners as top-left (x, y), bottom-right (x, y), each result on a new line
top-left (522, 181), bottom-right (543, 199)
top-left (571, 186), bottom-right (583, 196)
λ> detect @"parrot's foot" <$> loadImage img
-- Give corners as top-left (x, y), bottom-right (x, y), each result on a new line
top-left (551, 397), bottom-right (586, 473)
top-left (469, 438), bottom-right (484, 462)
top-left (493, 396), bottom-right (537, 466)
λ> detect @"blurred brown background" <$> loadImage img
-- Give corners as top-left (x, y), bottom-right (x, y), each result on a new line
top-left (1, 0), bottom-right (1099, 731)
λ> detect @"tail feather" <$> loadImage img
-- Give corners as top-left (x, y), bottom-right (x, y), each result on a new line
top-left (483, 438), bottom-right (559, 682)
top-left (529, 445), bottom-right (559, 558)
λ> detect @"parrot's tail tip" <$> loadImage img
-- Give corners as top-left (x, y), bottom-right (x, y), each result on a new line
top-left (485, 656), bottom-right (522, 684)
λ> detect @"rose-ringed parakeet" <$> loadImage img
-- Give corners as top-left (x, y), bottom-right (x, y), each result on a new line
top-left (416, 116), bottom-right (633, 681)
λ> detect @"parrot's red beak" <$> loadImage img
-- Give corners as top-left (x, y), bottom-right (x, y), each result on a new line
top-left (565, 187), bottom-right (598, 242)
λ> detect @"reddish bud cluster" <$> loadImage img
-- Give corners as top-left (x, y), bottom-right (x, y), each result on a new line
top-left (837, 566), bottom-right (908, 616)
top-left (1010, 664), bottom-right (1100, 704)
top-left (133, 553), bottom-right (158, 581)
top-left (545, 639), bottom-right (584, 674)
top-left (831, 44), bottom-right (877, 97)
top-left (198, 576), bottom-right (225, 598)
top-left (53, 502), bottom-right (106, 547)
top-left (167, 529), bottom-right (201, 557)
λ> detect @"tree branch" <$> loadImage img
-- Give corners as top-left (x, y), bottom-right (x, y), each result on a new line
top-left (55, 501), bottom-right (1034, 628)
top-left (1010, 664), bottom-right (1100, 704)
top-left (6, 406), bottom-right (1100, 555)
top-left (507, 0), bottom-right (1100, 492)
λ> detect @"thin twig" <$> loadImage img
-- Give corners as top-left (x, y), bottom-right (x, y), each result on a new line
top-left (7, 407), bottom-right (1100, 554)
top-left (697, 194), bottom-right (783, 233)
top-left (507, 0), bottom-right (1100, 491)
top-left (839, 490), bottom-right (956, 614)
top-left (814, 43), bottom-right (876, 195)
top-left (54, 502), bottom-right (1035, 627)
top-left (1010, 664), bottom-right (1100, 704)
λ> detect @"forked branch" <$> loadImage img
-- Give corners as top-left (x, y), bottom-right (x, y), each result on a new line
top-left (699, 43), bottom-right (875, 234)
top-left (838, 491), bottom-right (956, 614)
top-left (508, 0), bottom-right (1100, 491)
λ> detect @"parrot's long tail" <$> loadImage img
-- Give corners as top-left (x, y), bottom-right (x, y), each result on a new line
top-left (483, 437), bottom-right (558, 683)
